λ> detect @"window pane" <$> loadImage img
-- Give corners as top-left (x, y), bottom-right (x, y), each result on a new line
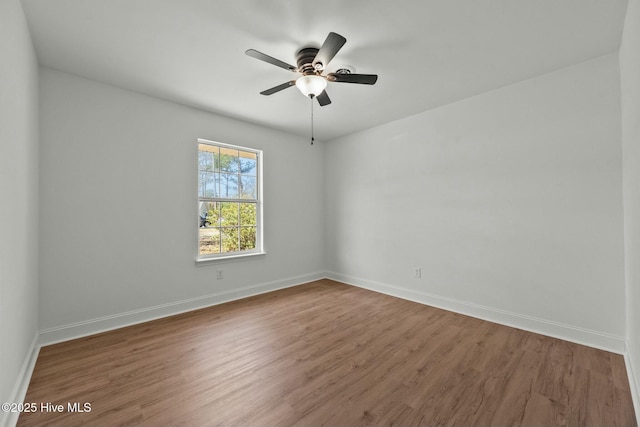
top-left (221, 227), bottom-right (239, 253)
top-left (198, 151), bottom-right (213, 172)
top-left (209, 202), bottom-right (221, 227)
top-left (198, 144), bottom-right (219, 171)
top-left (239, 176), bottom-right (257, 199)
top-left (199, 201), bottom-right (220, 226)
top-left (220, 147), bottom-right (239, 173)
top-left (240, 227), bottom-right (256, 250)
top-left (240, 152), bottom-right (257, 176)
top-left (239, 203), bottom-right (256, 226)
top-left (220, 173), bottom-right (239, 199)
top-left (199, 171), bottom-right (218, 198)
top-left (199, 227), bottom-right (221, 255)
top-left (220, 202), bottom-right (239, 227)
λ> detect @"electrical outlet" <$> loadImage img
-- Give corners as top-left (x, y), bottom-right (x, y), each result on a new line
top-left (414, 267), bottom-right (422, 278)
top-left (217, 269), bottom-right (223, 280)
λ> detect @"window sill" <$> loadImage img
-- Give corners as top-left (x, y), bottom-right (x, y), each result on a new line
top-left (195, 251), bottom-right (266, 266)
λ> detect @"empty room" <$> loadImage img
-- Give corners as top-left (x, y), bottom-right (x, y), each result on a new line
top-left (2, 0), bottom-right (640, 426)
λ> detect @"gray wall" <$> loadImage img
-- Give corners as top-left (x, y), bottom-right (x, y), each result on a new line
top-left (324, 54), bottom-right (626, 351)
top-left (38, 68), bottom-right (325, 340)
top-left (621, 0), bottom-right (640, 411)
top-left (0, 0), bottom-right (40, 423)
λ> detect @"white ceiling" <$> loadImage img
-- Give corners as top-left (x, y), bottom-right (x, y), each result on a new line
top-left (21, 0), bottom-right (628, 141)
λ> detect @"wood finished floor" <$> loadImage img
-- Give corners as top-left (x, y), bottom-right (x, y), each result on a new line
top-left (19, 279), bottom-right (637, 427)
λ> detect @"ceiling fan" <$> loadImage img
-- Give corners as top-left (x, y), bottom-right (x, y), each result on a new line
top-left (245, 32), bottom-right (378, 106)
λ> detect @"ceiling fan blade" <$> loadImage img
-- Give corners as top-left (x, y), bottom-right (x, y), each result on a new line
top-left (245, 49), bottom-right (297, 72)
top-left (260, 81), bottom-right (296, 95)
top-left (316, 90), bottom-right (331, 106)
top-left (327, 73), bottom-right (378, 85)
top-left (312, 32), bottom-right (347, 70)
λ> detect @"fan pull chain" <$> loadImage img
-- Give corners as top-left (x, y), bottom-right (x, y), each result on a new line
top-left (310, 96), bottom-right (315, 145)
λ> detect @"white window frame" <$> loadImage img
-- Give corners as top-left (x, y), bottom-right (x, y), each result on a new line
top-left (196, 138), bottom-right (264, 263)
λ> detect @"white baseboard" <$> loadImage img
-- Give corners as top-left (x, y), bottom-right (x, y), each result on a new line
top-left (626, 348), bottom-right (640, 421)
top-left (325, 271), bottom-right (626, 354)
top-left (39, 271), bottom-right (325, 346)
top-left (1, 333), bottom-right (40, 427)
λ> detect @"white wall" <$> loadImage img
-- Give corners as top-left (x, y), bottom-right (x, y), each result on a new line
top-left (325, 54), bottom-right (626, 351)
top-left (621, 0), bottom-right (640, 412)
top-left (38, 68), bottom-right (325, 341)
top-left (0, 0), bottom-right (40, 424)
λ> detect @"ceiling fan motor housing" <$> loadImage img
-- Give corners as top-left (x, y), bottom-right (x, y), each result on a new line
top-left (296, 47), bottom-right (321, 74)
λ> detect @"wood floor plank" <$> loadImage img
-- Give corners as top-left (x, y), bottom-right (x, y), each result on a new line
top-left (17, 279), bottom-right (637, 426)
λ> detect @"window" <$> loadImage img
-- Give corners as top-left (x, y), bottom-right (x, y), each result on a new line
top-left (197, 139), bottom-right (262, 260)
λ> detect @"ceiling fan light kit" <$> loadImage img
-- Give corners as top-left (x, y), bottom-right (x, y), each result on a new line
top-left (246, 32), bottom-right (378, 144)
top-left (295, 75), bottom-right (327, 97)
